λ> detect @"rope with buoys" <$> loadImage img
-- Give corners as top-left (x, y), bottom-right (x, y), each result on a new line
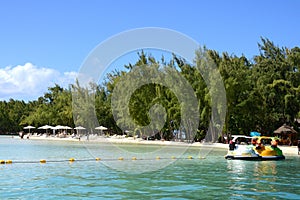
top-left (0, 156), bottom-right (206, 165)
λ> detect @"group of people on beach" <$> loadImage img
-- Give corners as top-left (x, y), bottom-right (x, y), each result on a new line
top-left (19, 131), bottom-right (29, 139)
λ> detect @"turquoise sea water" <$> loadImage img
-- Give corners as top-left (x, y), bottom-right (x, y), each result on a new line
top-left (0, 136), bottom-right (299, 199)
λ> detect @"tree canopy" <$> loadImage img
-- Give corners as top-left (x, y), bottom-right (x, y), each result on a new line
top-left (1, 38), bottom-right (300, 142)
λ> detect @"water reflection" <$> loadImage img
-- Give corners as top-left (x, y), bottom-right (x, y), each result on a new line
top-left (226, 160), bottom-right (249, 193)
top-left (226, 160), bottom-right (278, 177)
top-left (252, 161), bottom-right (278, 193)
top-left (253, 161), bottom-right (278, 176)
top-left (226, 160), bottom-right (279, 196)
top-left (227, 160), bottom-right (247, 176)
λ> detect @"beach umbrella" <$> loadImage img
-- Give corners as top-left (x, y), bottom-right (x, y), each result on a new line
top-left (274, 124), bottom-right (297, 134)
top-left (95, 126), bottom-right (107, 130)
top-left (51, 125), bottom-right (64, 130)
top-left (63, 126), bottom-right (72, 134)
top-left (74, 126), bottom-right (86, 136)
top-left (274, 124), bottom-right (297, 145)
top-left (50, 125), bottom-right (67, 135)
top-left (95, 126), bottom-right (108, 135)
top-left (63, 126), bottom-right (72, 130)
top-left (38, 125), bottom-right (53, 130)
top-left (23, 125), bottom-right (35, 134)
top-left (38, 125), bottom-right (53, 134)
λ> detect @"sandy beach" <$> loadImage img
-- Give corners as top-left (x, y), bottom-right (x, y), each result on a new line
top-left (19, 134), bottom-right (300, 156)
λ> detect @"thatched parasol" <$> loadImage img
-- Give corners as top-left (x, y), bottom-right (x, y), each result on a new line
top-left (274, 124), bottom-right (297, 134)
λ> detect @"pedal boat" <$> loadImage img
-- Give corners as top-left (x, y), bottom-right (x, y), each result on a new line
top-left (225, 136), bottom-right (285, 161)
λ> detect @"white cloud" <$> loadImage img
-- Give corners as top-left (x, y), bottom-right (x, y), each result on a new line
top-left (0, 63), bottom-right (77, 101)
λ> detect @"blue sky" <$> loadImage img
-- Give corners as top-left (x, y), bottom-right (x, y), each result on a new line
top-left (1, 0), bottom-right (300, 101)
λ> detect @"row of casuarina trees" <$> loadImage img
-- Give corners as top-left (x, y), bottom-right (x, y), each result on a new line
top-left (1, 38), bottom-right (300, 143)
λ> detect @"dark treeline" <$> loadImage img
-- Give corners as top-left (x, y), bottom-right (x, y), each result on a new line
top-left (1, 38), bottom-right (300, 142)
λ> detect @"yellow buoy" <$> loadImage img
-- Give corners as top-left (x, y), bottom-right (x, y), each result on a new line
top-left (171, 156), bottom-right (176, 159)
top-left (40, 159), bottom-right (46, 163)
top-left (0, 160), bottom-right (5, 164)
top-left (187, 156), bottom-right (193, 159)
top-left (132, 157), bottom-right (137, 160)
top-left (118, 157), bottom-right (124, 160)
top-left (5, 160), bottom-right (12, 164)
top-left (95, 157), bottom-right (101, 161)
top-left (156, 156), bottom-right (160, 160)
top-left (69, 158), bottom-right (75, 162)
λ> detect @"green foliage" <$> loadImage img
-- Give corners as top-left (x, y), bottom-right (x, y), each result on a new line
top-left (1, 38), bottom-right (300, 142)
top-left (19, 84), bottom-right (74, 130)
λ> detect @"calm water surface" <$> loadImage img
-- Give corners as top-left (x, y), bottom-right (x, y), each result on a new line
top-left (0, 136), bottom-right (299, 199)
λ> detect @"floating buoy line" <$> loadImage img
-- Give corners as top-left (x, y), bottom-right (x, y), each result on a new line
top-left (0, 156), bottom-right (206, 165)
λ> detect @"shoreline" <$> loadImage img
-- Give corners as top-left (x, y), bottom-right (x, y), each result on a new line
top-left (10, 135), bottom-right (299, 156)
